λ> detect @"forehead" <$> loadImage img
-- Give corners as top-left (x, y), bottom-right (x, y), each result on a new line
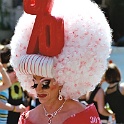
top-left (33, 75), bottom-right (57, 85)
top-left (33, 75), bottom-right (44, 80)
top-left (33, 75), bottom-right (54, 81)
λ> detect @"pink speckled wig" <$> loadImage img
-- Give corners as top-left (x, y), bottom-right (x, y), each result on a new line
top-left (10, 0), bottom-right (112, 99)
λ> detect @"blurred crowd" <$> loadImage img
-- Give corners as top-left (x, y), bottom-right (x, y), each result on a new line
top-left (0, 39), bottom-right (40, 124)
top-left (79, 60), bottom-right (124, 124)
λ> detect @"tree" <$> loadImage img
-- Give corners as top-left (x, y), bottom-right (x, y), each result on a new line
top-left (0, 0), bottom-right (11, 30)
top-left (106, 0), bottom-right (124, 43)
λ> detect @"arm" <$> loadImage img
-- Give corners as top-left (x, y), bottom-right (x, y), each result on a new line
top-left (119, 83), bottom-right (124, 95)
top-left (78, 94), bottom-right (86, 101)
top-left (18, 111), bottom-right (32, 124)
top-left (0, 101), bottom-right (26, 113)
top-left (0, 62), bottom-right (11, 91)
top-left (0, 101), bottom-right (15, 111)
top-left (94, 88), bottom-right (114, 117)
top-left (78, 92), bottom-right (92, 101)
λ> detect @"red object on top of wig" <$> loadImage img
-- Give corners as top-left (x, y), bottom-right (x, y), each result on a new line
top-left (23, 0), bottom-right (64, 57)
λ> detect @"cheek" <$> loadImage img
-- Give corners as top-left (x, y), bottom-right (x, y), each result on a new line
top-left (50, 85), bottom-right (57, 90)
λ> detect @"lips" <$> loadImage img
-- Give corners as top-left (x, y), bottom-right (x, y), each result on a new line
top-left (37, 94), bottom-right (47, 98)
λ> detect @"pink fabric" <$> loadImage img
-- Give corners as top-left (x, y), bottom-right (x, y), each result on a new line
top-left (18, 104), bottom-right (101, 124)
top-left (64, 104), bottom-right (101, 124)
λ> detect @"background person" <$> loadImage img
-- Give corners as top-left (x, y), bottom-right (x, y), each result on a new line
top-left (23, 90), bottom-right (40, 110)
top-left (6, 65), bottom-right (25, 124)
top-left (105, 61), bottom-right (124, 123)
top-left (0, 62), bottom-right (11, 91)
top-left (79, 75), bottom-right (115, 124)
top-left (0, 62), bottom-right (11, 124)
top-left (0, 47), bottom-right (12, 124)
top-left (0, 46), bottom-right (25, 124)
top-left (0, 46), bottom-right (11, 91)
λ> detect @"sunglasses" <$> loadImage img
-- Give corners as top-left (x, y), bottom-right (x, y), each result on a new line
top-left (31, 78), bottom-right (51, 89)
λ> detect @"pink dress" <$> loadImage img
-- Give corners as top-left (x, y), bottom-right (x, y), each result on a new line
top-left (18, 104), bottom-right (101, 124)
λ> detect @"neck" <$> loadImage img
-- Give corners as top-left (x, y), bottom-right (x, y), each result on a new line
top-left (108, 82), bottom-right (118, 89)
top-left (43, 99), bottom-right (65, 113)
top-left (43, 100), bottom-right (66, 124)
top-left (2, 64), bottom-right (7, 69)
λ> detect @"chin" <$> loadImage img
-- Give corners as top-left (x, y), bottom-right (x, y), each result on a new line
top-left (38, 97), bottom-right (48, 104)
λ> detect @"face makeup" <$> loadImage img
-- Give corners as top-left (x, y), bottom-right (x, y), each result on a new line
top-left (31, 78), bottom-right (51, 90)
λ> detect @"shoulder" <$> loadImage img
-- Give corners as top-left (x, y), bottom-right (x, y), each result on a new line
top-left (65, 99), bottom-right (86, 113)
top-left (19, 105), bottom-right (41, 124)
top-left (97, 88), bottom-right (104, 96)
top-left (119, 82), bottom-right (124, 95)
top-left (95, 88), bottom-right (104, 100)
top-left (18, 111), bottom-right (31, 124)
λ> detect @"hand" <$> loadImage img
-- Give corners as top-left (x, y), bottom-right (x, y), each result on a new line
top-left (111, 113), bottom-right (116, 121)
top-left (108, 113), bottom-right (116, 124)
top-left (14, 104), bottom-right (26, 113)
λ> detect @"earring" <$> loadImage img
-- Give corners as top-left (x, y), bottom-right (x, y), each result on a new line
top-left (58, 90), bottom-right (63, 101)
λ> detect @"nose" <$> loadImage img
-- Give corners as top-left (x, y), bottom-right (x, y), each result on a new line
top-left (35, 81), bottom-right (43, 92)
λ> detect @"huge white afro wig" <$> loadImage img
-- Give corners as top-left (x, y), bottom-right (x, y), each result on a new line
top-left (10, 0), bottom-right (112, 99)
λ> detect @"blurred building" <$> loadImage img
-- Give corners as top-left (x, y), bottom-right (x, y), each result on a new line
top-left (1, 0), bottom-right (124, 46)
top-left (0, 0), bottom-right (23, 41)
top-left (1, 0), bottom-right (23, 30)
